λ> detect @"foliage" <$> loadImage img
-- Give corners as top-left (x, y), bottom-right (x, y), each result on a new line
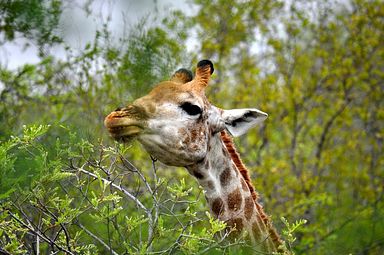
top-left (0, 0), bottom-right (383, 254)
top-left (281, 217), bottom-right (307, 250)
top-left (188, 0), bottom-right (384, 253)
top-left (0, 124), bottom-right (245, 254)
top-left (0, 0), bottom-right (63, 52)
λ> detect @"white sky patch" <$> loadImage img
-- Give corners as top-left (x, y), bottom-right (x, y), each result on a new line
top-left (0, 0), bottom-right (190, 70)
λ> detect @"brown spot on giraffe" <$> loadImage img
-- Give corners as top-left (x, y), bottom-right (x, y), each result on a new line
top-left (244, 196), bottom-right (254, 221)
top-left (190, 129), bottom-right (199, 141)
top-left (211, 197), bottom-right (225, 217)
top-left (193, 170), bottom-right (204, 179)
top-left (219, 167), bottom-right (232, 186)
top-left (227, 217), bottom-right (244, 239)
top-left (227, 188), bottom-right (242, 211)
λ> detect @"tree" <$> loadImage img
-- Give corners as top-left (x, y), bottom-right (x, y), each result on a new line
top-left (0, 0), bottom-right (63, 52)
top-left (188, 0), bottom-right (384, 253)
top-left (0, 0), bottom-right (383, 254)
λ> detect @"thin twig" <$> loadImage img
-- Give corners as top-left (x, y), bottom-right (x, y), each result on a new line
top-left (7, 211), bottom-right (75, 255)
top-left (146, 156), bottom-right (160, 251)
top-left (34, 199), bottom-right (72, 252)
top-left (77, 167), bottom-right (148, 213)
top-left (119, 154), bottom-right (161, 252)
top-left (77, 222), bottom-right (119, 255)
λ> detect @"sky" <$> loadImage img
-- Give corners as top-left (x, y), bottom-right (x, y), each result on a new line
top-left (0, 0), bottom-right (194, 70)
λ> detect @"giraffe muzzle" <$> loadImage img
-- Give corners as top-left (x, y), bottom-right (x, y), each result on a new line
top-left (104, 110), bottom-right (145, 141)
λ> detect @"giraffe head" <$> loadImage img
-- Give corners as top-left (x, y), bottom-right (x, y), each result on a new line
top-left (104, 60), bottom-right (268, 166)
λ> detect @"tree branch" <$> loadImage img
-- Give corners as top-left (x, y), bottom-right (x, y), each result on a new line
top-left (7, 211), bottom-right (75, 255)
top-left (77, 222), bottom-right (119, 255)
top-left (76, 167), bottom-right (149, 214)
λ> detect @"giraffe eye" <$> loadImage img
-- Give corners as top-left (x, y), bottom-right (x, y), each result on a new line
top-left (180, 102), bottom-right (202, 116)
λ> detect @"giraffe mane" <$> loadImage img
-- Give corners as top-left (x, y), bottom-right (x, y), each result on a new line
top-left (219, 130), bottom-right (285, 251)
top-left (220, 130), bottom-right (258, 201)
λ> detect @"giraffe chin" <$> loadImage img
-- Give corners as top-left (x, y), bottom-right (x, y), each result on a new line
top-left (108, 126), bottom-right (142, 143)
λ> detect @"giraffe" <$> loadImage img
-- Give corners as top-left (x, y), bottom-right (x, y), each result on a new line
top-left (104, 60), bottom-right (288, 254)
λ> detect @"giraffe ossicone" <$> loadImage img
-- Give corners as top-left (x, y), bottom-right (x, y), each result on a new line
top-left (105, 60), bottom-right (289, 254)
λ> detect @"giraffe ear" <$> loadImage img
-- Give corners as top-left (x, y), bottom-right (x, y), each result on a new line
top-left (222, 108), bottom-right (268, 137)
top-left (193, 60), bottom-right (214, 89)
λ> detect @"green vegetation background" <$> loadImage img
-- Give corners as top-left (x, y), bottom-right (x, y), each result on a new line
top-left (0, 0), bottom-right (383, 254)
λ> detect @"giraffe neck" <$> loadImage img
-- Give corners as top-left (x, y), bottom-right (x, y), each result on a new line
top-left (186, 131), bottom-right (286, 254)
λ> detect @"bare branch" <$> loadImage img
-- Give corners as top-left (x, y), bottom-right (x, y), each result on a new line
top-left (7, 211), bottom-right (75, 255)
top-left (77, 222), bottom-right (119, 255)
top-left (146, 157), bottom-right (160, 251)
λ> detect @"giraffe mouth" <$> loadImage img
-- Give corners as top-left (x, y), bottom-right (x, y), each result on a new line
top-left (107, 125), bottom-right (143, 141)
top-left (104, 113), bottom-right (144, 142)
